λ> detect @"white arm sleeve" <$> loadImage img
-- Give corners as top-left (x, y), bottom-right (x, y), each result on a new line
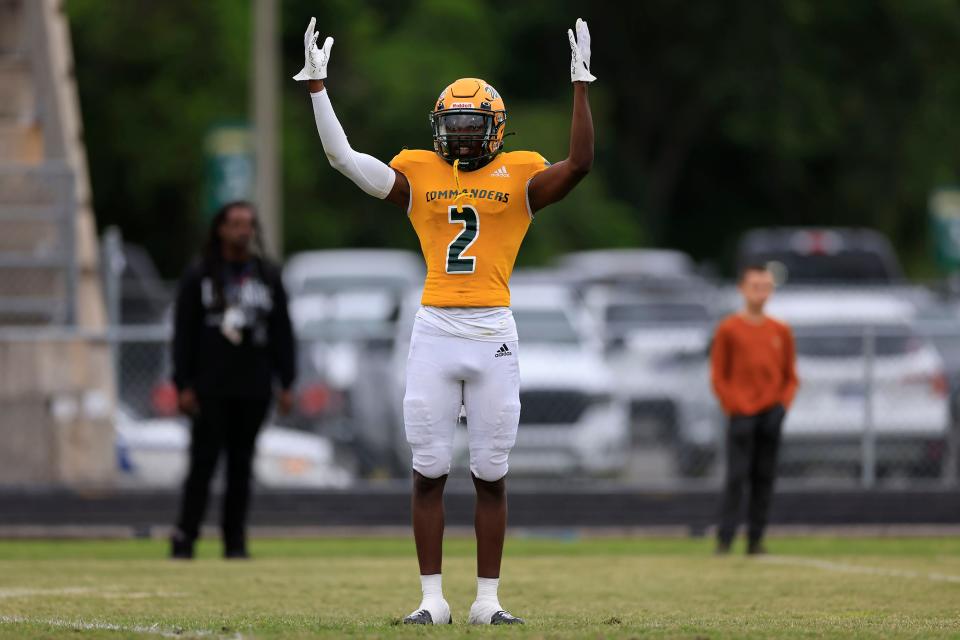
top-left (310, 89), bottom-right (396, 199)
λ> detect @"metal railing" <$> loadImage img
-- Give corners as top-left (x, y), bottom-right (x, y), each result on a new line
top-left (0, 237), bottom-right (955, 490)
top-left (0, 162), bottom-right (77, 325)
top-left (43, 321), bottom-right (948, 490)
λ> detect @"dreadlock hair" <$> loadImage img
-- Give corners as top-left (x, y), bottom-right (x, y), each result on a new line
top-left (201, 200), bottom-right (269, 310)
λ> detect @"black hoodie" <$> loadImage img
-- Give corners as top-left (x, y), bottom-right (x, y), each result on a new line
top-left (172, 257), bottom-right (295, 398)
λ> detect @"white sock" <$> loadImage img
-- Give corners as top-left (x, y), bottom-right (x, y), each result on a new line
top-left (476, 577), bottom-right (500, 605)
top-left (420, 574), bottom-right (444, 604)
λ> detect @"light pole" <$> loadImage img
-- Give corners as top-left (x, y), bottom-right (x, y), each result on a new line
top-left (252, 0), bottom-right (281, 257)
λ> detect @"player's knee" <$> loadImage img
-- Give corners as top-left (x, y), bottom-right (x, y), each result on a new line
top-left (413, 470), bottom-right (447, 499)
top-left (472, 472), bottom-right (505, 498)
top-left (411, 446), bottom-right (452, 479)
top-left (469, 448), bottom-right (509, 482)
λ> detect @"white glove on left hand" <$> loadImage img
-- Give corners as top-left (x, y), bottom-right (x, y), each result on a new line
top-left (568, 18), bottom-right (596, 83)
top-left (293, 17), bottom-right (333, 81)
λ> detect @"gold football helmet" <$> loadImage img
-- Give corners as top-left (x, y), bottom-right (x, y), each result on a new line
top-left (430, 77), bottom-right (507, 171)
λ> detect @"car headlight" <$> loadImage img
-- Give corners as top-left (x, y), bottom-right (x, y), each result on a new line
top-left (277, 456), bottom-right (314, 476)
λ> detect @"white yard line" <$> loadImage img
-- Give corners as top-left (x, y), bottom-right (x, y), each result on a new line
top-left (0, 587), bottom-right (185, 599)
top-left (98, 591), bottom-right (187, 600)
top-left (759, 555), bottom-right (960, 584)
top-left (0, 615), bottom-right (217, 637)
top-left (0, 587), bottom-right (95, 598)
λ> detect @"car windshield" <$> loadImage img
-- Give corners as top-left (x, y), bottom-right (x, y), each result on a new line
top-left (513, 309), bottom-right (581, 344)
top-left (299, 275), bottom-right (412, 295)
top-left (606, 303), bottom-right (709, 326)
top-left (793, 325), bottom-right (920, 357)
top-left (292, 291), bottom-right (397, 340)
top-left (749, 252), bottom-right (894, 284)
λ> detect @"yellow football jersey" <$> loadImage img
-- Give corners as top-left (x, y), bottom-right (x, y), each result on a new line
top-left (389, 149), bottom-right (550, 307)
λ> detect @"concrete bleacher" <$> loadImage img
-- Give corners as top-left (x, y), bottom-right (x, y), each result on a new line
top-left (0, 0), bottom-right (115, 488)
top-left (0, 0), bottom-right (82, 325)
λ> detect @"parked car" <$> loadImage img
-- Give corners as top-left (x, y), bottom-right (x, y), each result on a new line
top-left (736, 227), bottom-right (905, 285)
top-left (281, 249), bottom-right (424, 476)
top-left (583, 284), bottom-right (724, 475)
top-left (915, 298), bottom-right (960, 410)
top-left (389, 279), bottom-right (630, 477)
top-left (766, 291), bottom-right (949, 479)
top-left (286, 289), bottom-right (395, 423)
top-left (283, 249), bottom-right (424, 300)
top-left (555, 248), bottom-right (711, 291)
top-left (115, 407), bottom-right (353, 489)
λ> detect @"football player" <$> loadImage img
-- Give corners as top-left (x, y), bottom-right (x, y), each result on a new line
top-left (294, 16), bottom-right (595, 625)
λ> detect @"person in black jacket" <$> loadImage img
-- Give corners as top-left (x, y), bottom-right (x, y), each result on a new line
top-left (170, 201), bottom-right (296, 559)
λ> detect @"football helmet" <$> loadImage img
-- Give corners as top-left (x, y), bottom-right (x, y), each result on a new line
top-left (429, 78), bottom-right (507, 171)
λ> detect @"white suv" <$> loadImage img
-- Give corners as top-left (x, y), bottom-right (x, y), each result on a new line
top-left (767, 291), bottom-right (949, 479)
top-left (390, 280), bottom-right (629, 477)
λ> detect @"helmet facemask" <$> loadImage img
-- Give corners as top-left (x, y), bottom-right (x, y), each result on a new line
top-left (430, 108), bottom-right (505, 171)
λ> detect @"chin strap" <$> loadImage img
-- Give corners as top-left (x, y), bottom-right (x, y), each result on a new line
top-left (452, 158), bottom-right (474, 213)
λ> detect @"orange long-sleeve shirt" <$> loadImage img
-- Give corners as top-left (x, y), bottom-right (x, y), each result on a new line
top-left (710, 314), bottom-right (799, 417)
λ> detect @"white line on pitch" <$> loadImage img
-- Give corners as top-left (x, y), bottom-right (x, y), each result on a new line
top-left (0, 587), bottom-right (95, 599)
top-left (0, 615), bottom-right (217, 637)
top-left (758, 555), bottom-right (960, 584)
top-left (0, 587), bottom-right (185, 599)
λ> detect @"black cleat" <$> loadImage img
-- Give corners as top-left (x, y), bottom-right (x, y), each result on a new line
top-left (491, 610), bottom-right (524, 625)
top-left (403, 604), bottom-right (453, 625)
top-left (403, 610), bottom-right (433, 625)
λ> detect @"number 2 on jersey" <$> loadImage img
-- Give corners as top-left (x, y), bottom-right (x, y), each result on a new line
top-left (446, 205), bottom-right (479, 274)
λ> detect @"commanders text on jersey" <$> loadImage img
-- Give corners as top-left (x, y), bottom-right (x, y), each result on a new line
top-left (425, 188), bottom-right (511, 204)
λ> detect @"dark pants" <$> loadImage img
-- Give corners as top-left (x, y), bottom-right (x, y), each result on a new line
top-left (717, 403), bottom-right (785, 545)
top-left (175, 395), bottom-right (271, 551)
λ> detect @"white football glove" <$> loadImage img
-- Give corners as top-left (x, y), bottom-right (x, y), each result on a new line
top-left (293, 17), bottom-right (333, 81)
top-left (568, 18), bottom-right (596, 83)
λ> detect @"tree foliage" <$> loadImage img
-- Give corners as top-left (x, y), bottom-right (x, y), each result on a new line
top-left (67, 0), bottom-right (960, 276)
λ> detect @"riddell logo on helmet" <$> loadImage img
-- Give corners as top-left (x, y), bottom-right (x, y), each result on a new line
top-left (450, 102), bottom-right (474, 108)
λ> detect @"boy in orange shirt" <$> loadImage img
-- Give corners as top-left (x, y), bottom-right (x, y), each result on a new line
top-left (711, 264), bottom-right (798, 555)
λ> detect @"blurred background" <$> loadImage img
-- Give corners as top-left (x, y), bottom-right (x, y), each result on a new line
top-left (3, 0), bottom-right (960, 529)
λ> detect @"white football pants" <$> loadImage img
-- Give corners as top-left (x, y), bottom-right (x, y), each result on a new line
top-left (403, 318), bottom-right (521, 481)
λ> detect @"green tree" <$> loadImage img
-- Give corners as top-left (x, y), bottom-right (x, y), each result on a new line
top-left (67, 0), bottom-right (250, 275)
top-left (67, 0), bottom-right (960, 278)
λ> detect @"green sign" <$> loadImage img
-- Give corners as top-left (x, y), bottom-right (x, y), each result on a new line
top-left (203, 124), bottom-right (254, 219)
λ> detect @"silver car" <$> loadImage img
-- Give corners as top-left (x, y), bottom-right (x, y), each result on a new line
top-left (454, 282), bottom-right (628, 476)
top-left (767, 291), bottom-right (950, 479)
top-left (115, 407), bottom-right (353, 489)
top-left (282, 249), bottom-right (424, 475)
top-left (390, 280), bottom-right (629, 478)
top-left (284, 249), bottom-right (424, 299)
top-left (583, 284), bottom-right (724, 477)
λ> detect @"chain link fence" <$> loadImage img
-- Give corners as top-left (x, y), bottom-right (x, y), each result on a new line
top-left (4, 236), bottom-right (960, 490)
top-left (96, 296), bottom-right (960, 491)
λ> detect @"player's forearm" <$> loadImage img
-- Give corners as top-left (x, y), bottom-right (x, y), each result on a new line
top-left (308, 79), bottom-right (324, 93)
top-left (567, 82), bottom-right (594, 175)
top-left (309, 88), bottom-right (395, 199)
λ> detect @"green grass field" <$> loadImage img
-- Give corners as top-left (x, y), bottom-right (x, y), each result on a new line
top-left (0, 536), bottom-right (958, 638)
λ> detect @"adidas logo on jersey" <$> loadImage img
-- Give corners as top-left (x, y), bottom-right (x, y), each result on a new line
top-left (494, 343), bottom-right (513, 358)
top-left (490, 166), bottom-right (510, 178)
